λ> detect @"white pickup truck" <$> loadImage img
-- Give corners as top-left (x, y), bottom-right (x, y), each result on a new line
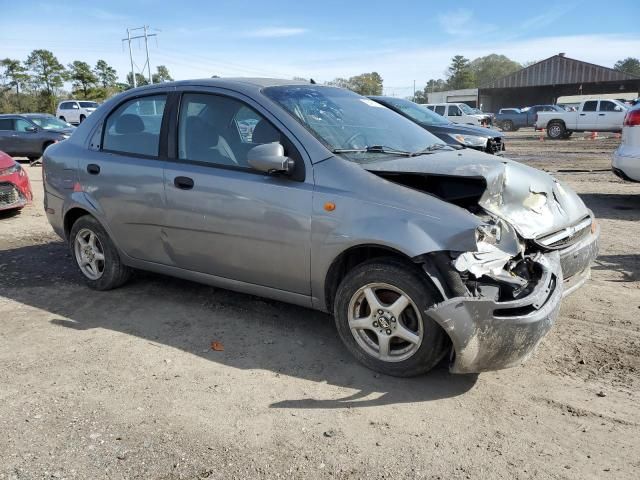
top-left (535, 99), bottom-right (627, 139)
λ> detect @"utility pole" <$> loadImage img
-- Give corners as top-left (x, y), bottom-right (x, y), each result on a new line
top-left (125, 28), bottom-right (136, 88)
top-left (122, 26), bottom-right (158, 88)
top-left (143, 26), bottom-right (153, 84)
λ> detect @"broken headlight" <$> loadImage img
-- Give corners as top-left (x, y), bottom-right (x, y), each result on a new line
top-left (476, 223), bottom-right (501, 245)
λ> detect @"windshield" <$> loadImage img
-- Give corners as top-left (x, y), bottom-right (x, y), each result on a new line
top-left (263, 86), bottom-right (445, 161)
top-left (374, 97), bottom-right (450, 126)
top-left (458, 104), bottom-right (474, 114)
top-left (30, 116), bottom-right (72, 130)
top-left (79, 101), bottom-right (98, 108)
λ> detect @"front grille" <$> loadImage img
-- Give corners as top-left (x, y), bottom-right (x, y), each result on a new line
top-left (486, 137), bottom-right (504, 154)
top-left (535, 216), bottom-right (592, 250)
top-left (0, 182), bottom-right (20, 207)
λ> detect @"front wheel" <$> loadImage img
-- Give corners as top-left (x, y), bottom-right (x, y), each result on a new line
top-left (79, 115), bottom-right (86, 123)
top-left (334, 258), bottom-right (449, 377)
top-left (59, 116), bottom-right (66, 122)
top-left (501, 120), bottom-right (514, 131)
top-left (69, 215), bottom-right (131, 290)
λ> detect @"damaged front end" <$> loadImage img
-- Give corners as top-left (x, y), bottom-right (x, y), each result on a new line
top-left (420, 218), bottom-right (563, 374)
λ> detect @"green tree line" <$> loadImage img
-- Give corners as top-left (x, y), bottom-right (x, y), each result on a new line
top-left (0, 49), bottom-right (173, 114)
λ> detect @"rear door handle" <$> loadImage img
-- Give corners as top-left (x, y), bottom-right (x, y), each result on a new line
top-left (87, 164), bottom-right (100, 175)
top-left (579, 113), bottom-right (586, 116)
top-left (598, 113), bottom-right (606, 116)
top-left (174, 176), bottom-right (194, 190)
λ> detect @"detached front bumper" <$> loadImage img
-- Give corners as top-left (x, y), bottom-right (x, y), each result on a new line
top-left (427, 253), bottom-right (563, 374)
top-left (559, 222), bottom-right (599, 297)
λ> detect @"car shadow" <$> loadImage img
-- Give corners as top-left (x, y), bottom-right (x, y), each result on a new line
top-left (579, 193), bottom-right (640, 221)
top-left (0, 240), bottom-right (478, 409)
top-left (0, 208), bottom-right (22, 220)
top-left (592, 254), bottom-right (639, 282)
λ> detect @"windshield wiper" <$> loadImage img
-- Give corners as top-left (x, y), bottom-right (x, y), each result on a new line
top-left (410, 143), bottom-right (456, 156)
top-left (332, 145), bottom-right (413, 156)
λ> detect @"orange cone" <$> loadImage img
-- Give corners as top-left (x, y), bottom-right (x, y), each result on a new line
top-left (589, 131), bottom-right (598, 140)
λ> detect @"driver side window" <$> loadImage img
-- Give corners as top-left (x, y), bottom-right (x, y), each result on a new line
top-left (448, 106), bottom-right (461, 116)
top-left (15, 119), bottom-right (33, 132)
top-left (178, 93), bottom-right (290, 170)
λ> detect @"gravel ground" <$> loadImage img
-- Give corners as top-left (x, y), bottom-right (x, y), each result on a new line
top-left (0, 130), bottom-right (638, 479)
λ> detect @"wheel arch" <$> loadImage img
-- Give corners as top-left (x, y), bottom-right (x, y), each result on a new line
top-left (64, 206), bottom-right (93, 239)
top-left (323, 244), bottom-right (418, 313)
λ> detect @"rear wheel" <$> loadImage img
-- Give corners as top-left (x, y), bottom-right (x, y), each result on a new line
top-left (501, 120), bottom-right (514, 131)
top-left (334, 258), bottom-right (449, 377)
top-left (69, 215), bottom-right (131, 290)
top-left (547, 121), bottom-right (566, 139)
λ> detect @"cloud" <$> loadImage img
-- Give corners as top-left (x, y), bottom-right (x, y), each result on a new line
top-left (437, 8), bottom-right (496, 37)
top-left (245, 27), bottom-right (308, 38)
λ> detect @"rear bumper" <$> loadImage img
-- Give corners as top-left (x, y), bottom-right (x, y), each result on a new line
top-left (428, 253), bottom-right (562, 374)
top-left (612, 149), bottom-right (640, 182)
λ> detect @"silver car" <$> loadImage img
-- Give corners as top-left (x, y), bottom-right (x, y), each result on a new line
top-left (43, 79), bottom-right (599, 377)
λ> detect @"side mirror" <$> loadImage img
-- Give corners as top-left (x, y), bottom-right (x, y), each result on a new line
top-left (247, 142), bottom-right (295, 174)
top-left (25, 126), bottom-right (38, 133)
top-left (72, 104), bottom-right (79, 109)
top-left (614, 106), bottom-right (623, 112)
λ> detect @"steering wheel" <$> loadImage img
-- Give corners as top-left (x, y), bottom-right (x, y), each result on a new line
top-left (342, 132), bottom-right (367, 149)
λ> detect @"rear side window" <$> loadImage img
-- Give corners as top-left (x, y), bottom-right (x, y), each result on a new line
top-left (598, 101), bottom-right (618, 112)
top-left (0, 119), bottom-right (13, 130)
top-left (102, 95), bottom-right (166, 157)
top-left (448, 106), bottom-right (461, 116)
top-left (434, 105), bottom-right (446, 115)
top-left (583, 101), bottom-right (597, 112)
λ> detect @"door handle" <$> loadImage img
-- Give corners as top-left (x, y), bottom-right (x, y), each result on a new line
top-left (174, 176), bottom-right (194, 190)
top-left (87, 164), bottom-right (100, 175)
top-left (579, 113), bottom-right (586, 116)
top-left (598, 113), bottom-right (605, 116)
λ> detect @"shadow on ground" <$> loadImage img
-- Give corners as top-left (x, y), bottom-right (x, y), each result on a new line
top-left (592, 254), bottom-right (640, 282)
top-left (579, 193), bottom-right (640, 221)
top-left (0, 240), bottom-right (478, 409)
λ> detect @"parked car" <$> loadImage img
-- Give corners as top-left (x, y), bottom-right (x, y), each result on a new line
top-left (0, 150), bottom-right (33, 212)
top-left (56, 100), bottom-right (100, 124)
top-left (536, 99), bottom-right (628, 139)
top-left (369, 96), bottom-right (505, 154)
top-left (0, 114), bottom-right (74, 162)
top-left (612, 105), bottom-right (640, 182)
top-left (423, 102), bottom-right (492, 126)
top-left (496, 105), bottom-right (564, 131)
top-left (43, 79), bottom-right (599, 377)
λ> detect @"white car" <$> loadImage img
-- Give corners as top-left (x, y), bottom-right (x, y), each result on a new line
top-left (424, 103), bottom-right (492, 126)
top-left (56, 100), bottom-right (99, 125)
top-left (612, 106), bottom-right (640, 182)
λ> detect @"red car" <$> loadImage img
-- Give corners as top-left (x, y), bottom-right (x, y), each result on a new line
top-left (0, 150), bottom-right (33, 211)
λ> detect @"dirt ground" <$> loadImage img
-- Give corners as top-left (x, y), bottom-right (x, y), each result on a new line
top-left (1, 130), bottom-right (639, 479)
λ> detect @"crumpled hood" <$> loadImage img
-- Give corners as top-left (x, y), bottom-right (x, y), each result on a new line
top-left (363, 148), bottom-right (589, 239)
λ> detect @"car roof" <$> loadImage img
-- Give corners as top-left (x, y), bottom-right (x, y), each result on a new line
top-left (124, 77), bottom-right (313, 93)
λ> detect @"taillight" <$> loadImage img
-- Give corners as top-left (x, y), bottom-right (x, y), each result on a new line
top-left (624, 109), bottom-right (640, 126)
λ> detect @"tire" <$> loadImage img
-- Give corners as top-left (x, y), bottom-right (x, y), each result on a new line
top-left (333, 257), bottom-right (450, 377)
top-left (79, 115), bottom-right (86, 123)
top-left (59, 116), bottom-right (66, 122)
top-left (27, 156), bottom-right (39, 162)
top-left (69, 215), bottom-right (131, 290)
top-left (501, 120), bottom-right (514, 132)
top-left (547, 121), bottom-right (566, 139)
top-left (562, 131), bottom-right (573, 139)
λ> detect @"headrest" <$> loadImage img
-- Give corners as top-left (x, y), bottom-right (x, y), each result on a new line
top-left (251, 120), bottom-right (281, 144)
top-left (115, 114), bottom-right (144, 134)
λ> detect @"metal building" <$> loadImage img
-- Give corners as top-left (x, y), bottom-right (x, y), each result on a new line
top-left (479, 53), bottom-right (640, 113)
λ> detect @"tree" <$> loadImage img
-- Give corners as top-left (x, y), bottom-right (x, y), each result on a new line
top-left (25, 49), bottom-right (66, 97)
top-left (152, 65), bottom-right (173, 83)
top-left (326, 72), bottom-right (383, 95)
top-left (446, 55), bottom-right (475, 90)
top-left (349, 72), bottom-right (383, 95)
top-left (126, 72), bottom-right (149, 88)
top-left (614, 57), bottom-right (640, 77)
top-left (469, 54), bottom-right (521, 87)
top-left (68, 61), bottom-right (98, 98)
top-left (0, 58), bottom-right (29, 110)
top-left (94, 60), bottom-right (117, 89)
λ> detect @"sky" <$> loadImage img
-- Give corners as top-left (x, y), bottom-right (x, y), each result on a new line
top-left (1, 0), bottom-right (639, 97)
